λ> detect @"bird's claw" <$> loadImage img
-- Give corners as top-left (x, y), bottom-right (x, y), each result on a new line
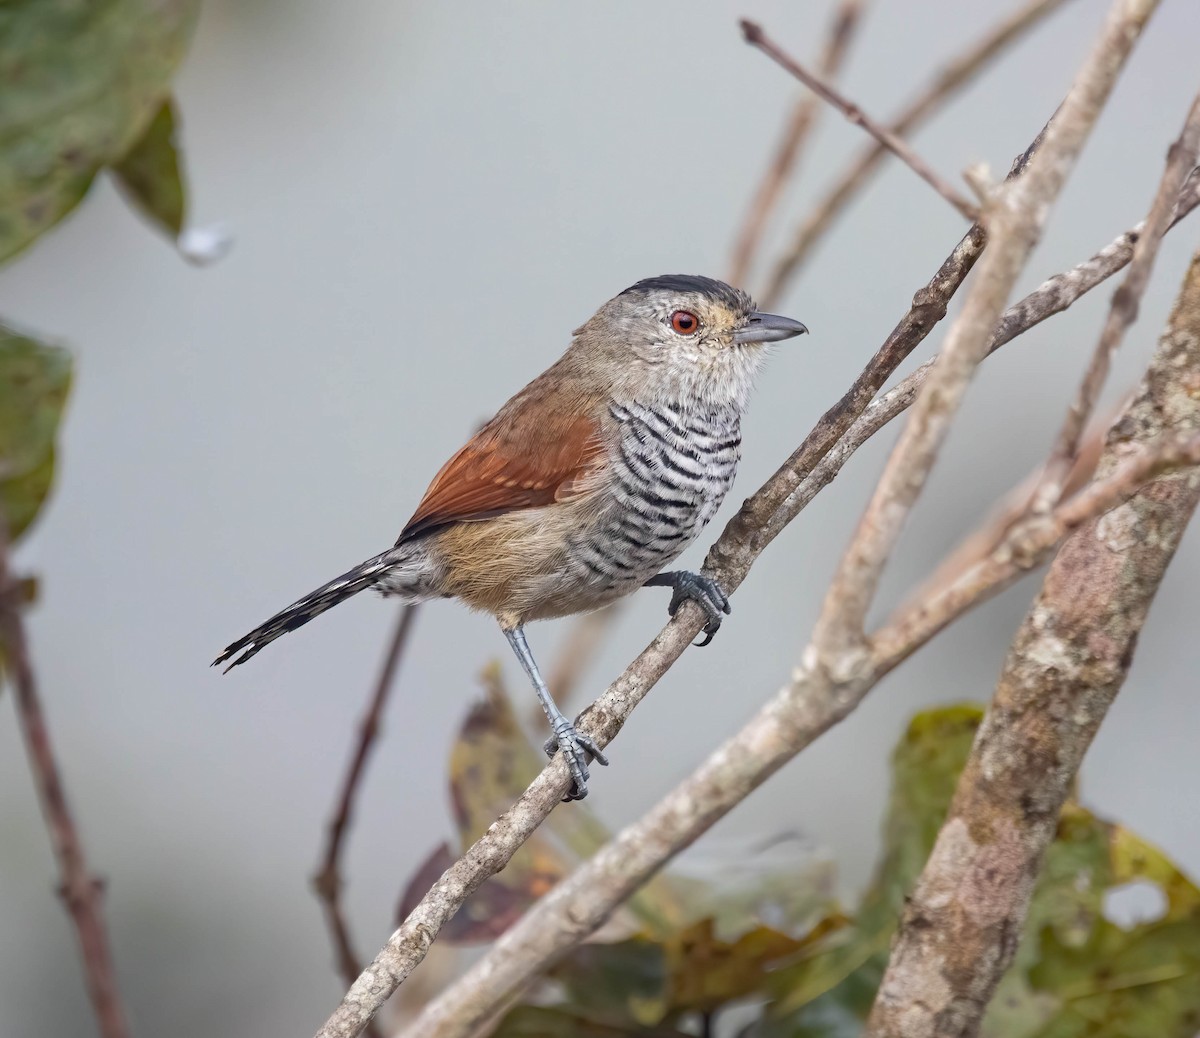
top-left (543, 720), bottom-right (609, 801)
top-left (665, 571), bottom-right (732, 647)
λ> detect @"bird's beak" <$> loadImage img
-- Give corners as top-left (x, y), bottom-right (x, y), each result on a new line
top-left (733, 311), bottom-right (809, 344)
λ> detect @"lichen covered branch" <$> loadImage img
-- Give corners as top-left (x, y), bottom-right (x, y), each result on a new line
top-left (399, 423), bottom-right (1200, 1038)
top-left (866, 248), bottom-right (1200, 1038)
top-left (1032, 92), bottom-right (1200, 509)
top-left (761, 167), bottom-right (1200, 547)
top-left (314, 6), bottom-right (1156, 1033)
top-left (813, 0), bottom-right (1158, 657)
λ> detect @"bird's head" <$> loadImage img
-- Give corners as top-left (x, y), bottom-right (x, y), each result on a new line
top-left (571, 274), bottom-right (807, 410)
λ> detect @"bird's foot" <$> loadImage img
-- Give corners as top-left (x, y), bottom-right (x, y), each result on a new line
top-left (543, 718), bottom-right (609, 801)
top-left (659, 570), bottom-right (731, 646)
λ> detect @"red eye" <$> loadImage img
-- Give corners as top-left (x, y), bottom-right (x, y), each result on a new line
top-left (670, 310), bottom-right (700, 334)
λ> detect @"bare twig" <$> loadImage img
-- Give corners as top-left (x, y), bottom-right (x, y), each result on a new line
top-left (760, 0), bottom-right (1075, 307)
top-left (314, 6), bottom-right (1153, 1027)
top-left (867, 249), bottom-right (1200, 1038)
top-left (728, 0), bottom-right (869, 287)
top-left (740, 20), bottom-right (981, 224)
top-left (707, 140), bottom-right (1054, 587)
top-left (872, 426), bottom-right (1200, 667)
top-left (814, 0), bottom-right (1155, 658)
top-left (900, 405), bottom-right (1117, 610)
top-left (1031, 92), bottom-right (1200, 510)
top-left (313, 602), bottom-right (419, 1033)
top-left (394, 7), bottom-right (1156, 1033)
top-left (400, 423), bottom-right (1200, 1038)
top-left (1, 523), bottom-right (130, 1038)
top-left (312, 145), bottom-right (1006, 1038)
top-left (759, 166), bottom-right (1200, 547)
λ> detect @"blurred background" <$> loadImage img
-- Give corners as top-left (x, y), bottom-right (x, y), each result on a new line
top-left (2, 1), bottom-right (1200, 1035)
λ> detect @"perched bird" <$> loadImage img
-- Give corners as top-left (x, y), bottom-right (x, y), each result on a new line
top-left (215, 275), bottom-right (807, 799)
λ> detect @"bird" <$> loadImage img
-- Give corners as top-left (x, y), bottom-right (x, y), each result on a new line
top-left (214, 275), bottom-right (807, 799)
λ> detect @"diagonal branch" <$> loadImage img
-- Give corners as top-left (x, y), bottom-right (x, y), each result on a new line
top-left (390, 4), bottom-right (1159, 1033)
top-left (898, 404), bottom-right (1118, 613)
top-left (535, 604), bottom-right (622, 728)
top-left (400, 426), bottom-right (1200, 1038)
top-left (758, 167), bottom-right (1200, 548)
top-left (312, 131), bottom-right (1012, 1038)
top-left (705, 130), bottom-right (1053, 588)
top-left (313, 7), bottom-right (1154, 1031)
top-left (313, 604), bottom-right (419, 1038)
top-left (740, 20), bottom-right (981, 223)
top-left (867, 248), bottom-right (1200, 1038)
top-left (1, 523), bottom-right (131, 1038)
top-left (728, 0), bottom-right (869, 288)
top-left (1030, 92), bottom-right (1200, 510)
top-left (759, 0), bottom-right (1075, 307)
top-left (812, 0), bottom-right (1159, 658)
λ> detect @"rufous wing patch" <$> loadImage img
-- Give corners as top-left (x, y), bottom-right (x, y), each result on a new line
top-left (397, 410), bottom-right (607, 542)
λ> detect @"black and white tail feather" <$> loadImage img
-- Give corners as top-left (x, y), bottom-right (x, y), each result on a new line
top-left (213, 550), bottom-right (399, 671)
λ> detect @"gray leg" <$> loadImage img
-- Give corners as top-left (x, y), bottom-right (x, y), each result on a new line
top-left (644, 570), bottom-right (731, 647)
top-left (503, 625), bottom-right (608, 801)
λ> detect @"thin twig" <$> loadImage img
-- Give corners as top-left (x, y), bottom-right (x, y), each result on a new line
top-left (400, 424), bottom-right (1200, 1038)
top-left (390, 4), bottom-right (1157, 1031)
top-left (1030, 92), bottom-right (1200, 511)
top-left (812, 0), bottom-right (1158, 658)
top-left (899, 404), bottom-right (1117, 611)
top-left (740, 20), bottom-right (981, 224)
top-left (707, 138), bottom-right (1051, 589)
top-left (867, 249), bottom-right (1200, 1038)
top-left (318, 128), bottom-right (1043, 1038)
top-left (313, 602), bottom-right (419, 1036)
top-left (312, 155), bottom-right (1008, 1038)
top-left (729, 0), bottom-right (869, 288)
top-left (872, 427), bottom-right (1200, 667)
top-left (317, 11), bottom-right (1153, 1035)
top-left (759, 0), bottom-right (1075, 307)
top-left (759, 167), bottom-right (1200, 548)
top-left (1, 522), bottom-right (130, 1038)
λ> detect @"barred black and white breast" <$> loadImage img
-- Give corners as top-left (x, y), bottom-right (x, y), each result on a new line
top-left (564, 399), bottom-right (742, 596)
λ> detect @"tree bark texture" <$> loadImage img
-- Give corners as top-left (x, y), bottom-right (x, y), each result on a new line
top-left (867, 249), bottom-right (1200, 1038)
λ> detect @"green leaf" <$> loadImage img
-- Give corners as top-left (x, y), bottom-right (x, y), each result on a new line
top-left (769, 704), bottom-right (985, 1017)
top-left (664, 920), bottom-right (809, 1015)
top-left (553, 938), bottom-right (670, 1028)
top-left (1019, 917), bottom-right (1200, 1038)
top-left (0, 0), bottom-right (200, 262)
top-left (763, 704), bottom-right (1200, 1038)
top-left (666, 836), bottom-right (839, 943)
top-left (111, 98), bottom-right (184, 237)
top-left (984, 806), bottom-right (1200, 1038)
top-left (0, 324), bottom-right (71, 540)
top-left (491, 1005), bottom-right (690, 1038)
top-left (551, 920), bottom-right (821, 1029)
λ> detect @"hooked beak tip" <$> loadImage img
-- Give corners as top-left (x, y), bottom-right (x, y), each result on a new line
top-left (734, 312), bottom-right (809, 344)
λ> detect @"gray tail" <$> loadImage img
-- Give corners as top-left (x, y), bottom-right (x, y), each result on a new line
top-left (213, 550), bottom-right (396, 672)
